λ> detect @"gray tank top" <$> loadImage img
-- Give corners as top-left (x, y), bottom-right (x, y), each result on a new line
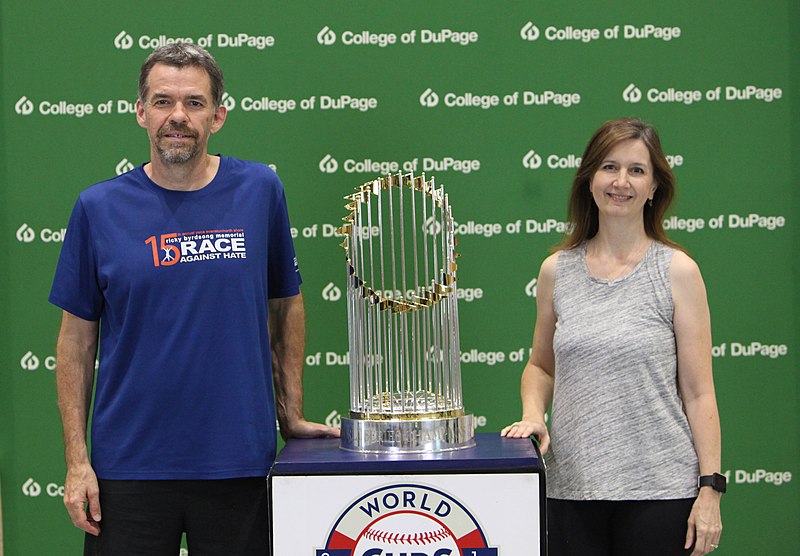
top-left (548, 241), bottom-right (699, 500)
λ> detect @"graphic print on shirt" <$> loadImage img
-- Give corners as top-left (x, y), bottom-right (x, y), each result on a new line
top-left (144, 228), bottom-right (247, 266)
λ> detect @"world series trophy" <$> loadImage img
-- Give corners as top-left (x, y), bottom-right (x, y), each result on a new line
top-left (337, 172), bottom-right (475, 453)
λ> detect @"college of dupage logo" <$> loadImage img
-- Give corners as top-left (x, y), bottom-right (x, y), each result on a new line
top-left (317, 483), bottom-right (498, 555)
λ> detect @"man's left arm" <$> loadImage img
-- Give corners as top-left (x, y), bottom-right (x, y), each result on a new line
top-left (269, 292), bottom-right (340, 439)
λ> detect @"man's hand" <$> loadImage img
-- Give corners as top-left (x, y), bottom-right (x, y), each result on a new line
top-left (63, 462), bottom-right (101, 536)
top-left (283, 418), bottom-right (341, 439)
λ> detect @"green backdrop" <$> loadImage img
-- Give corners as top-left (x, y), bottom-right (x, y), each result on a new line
top-left (1, 1), bottom-right (798, 554)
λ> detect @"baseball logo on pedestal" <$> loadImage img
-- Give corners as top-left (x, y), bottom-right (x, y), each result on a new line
top-left (316, 484), bottom-right (498, 555)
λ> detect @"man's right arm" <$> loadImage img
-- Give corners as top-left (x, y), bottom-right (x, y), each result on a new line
top-left (55, 310), bottom-right (102, 535)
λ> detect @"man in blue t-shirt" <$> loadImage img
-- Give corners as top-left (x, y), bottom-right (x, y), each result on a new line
top-left (50, 43), bottom-right (339, 554)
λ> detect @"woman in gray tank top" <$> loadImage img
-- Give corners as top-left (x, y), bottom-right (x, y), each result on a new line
top-left (502, 119), bottom-right (723, 555)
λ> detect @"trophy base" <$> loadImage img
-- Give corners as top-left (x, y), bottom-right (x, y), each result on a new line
top-left (339, 414), bottom-right (475, 453)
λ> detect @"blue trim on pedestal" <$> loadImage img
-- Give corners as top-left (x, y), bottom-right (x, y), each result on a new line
top-left (270, 432), bottom-right (544, 475)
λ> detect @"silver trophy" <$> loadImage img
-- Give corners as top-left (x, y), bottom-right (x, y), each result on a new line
top-left (337, 172), bottom-right (475, 453)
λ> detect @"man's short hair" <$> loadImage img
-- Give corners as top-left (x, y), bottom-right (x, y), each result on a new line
top-left (138, 44), bottom-right (224, 108)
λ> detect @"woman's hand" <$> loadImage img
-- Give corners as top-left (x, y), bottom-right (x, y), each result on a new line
top-left (500, 419), bottom-right (550, 454)
top-left (685, 488), bottom-right (722, 555)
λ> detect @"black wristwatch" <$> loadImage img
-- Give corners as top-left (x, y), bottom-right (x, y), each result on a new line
top-left (698, 473), bottom-right (727, 493)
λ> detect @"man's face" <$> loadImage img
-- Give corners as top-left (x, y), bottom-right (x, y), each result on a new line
top-left (136, 63), bottom-right (226, 165)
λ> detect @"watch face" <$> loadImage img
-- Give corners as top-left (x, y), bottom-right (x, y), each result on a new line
top-left (712, 473), bottom-right (727, 493)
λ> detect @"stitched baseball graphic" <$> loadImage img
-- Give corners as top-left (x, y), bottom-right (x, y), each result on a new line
top-left (354, 511), bottom-right (459, 553)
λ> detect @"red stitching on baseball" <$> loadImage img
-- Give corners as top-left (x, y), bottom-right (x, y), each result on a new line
top-left (363, 527), bottom-right (449, 545)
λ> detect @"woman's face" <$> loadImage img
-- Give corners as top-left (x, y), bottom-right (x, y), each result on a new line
top-left (590, 139), bottom-right (656, 220)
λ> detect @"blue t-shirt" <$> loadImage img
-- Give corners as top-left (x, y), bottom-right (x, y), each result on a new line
top-left (50, 156), bottom-right (301, 480)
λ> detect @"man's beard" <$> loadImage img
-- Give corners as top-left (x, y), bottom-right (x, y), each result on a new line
top-left (155, 126), bottom-right (200, 164)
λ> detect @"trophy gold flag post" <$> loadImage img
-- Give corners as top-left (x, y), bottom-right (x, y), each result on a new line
top-left (337, 172), bottom-right (475, 453)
